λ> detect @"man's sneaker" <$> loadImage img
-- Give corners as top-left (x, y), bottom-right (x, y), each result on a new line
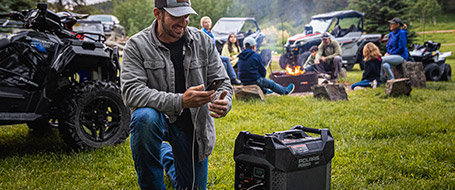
top-left (370, 80), bottom-right (378, 88)
top-left (287, 83), bottom-right (295, 95)
top-left (266, 89), bottom-right (274, 94)
top-left (231, 78), bottom-right (241, 85)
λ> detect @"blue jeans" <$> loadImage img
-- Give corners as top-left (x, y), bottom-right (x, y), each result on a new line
top-left (305, 65), bottom-right (315, 72)
top-left (130, 108), bottom-right (208, 190)
top-left (350, 79), bottom-right (379, 89)
top-left (381, 55), bottom-right (405, 80)
top-left (257, 77), bottom-right (288, 94)
top-left (220, 56), bottom-right (237, 79)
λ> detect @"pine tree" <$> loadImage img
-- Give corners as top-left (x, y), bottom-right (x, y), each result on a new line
top-left (348, 0), bottom-right (416, 46)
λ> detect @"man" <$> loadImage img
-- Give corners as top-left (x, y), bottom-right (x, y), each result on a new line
top-left (237, 37), bottom-right (295, 95)
top-left (303, 45), bottom-right (319, 72)
top-left (200, 16), bottom-right (241, 85)
top-left (314, 32), bottom-right (345, 80)
top-left (120, 0), bottom-right (233, 189)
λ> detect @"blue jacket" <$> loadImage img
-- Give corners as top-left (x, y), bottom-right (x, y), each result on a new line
top-left (202, 28), bottom-right (216, 45)
top-left (386, 29), bottom-right (408, 60)
top-left (237, 48), bottom-right (266, 84)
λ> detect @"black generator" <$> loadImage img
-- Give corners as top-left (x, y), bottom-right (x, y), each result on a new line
top-left (234, 126), bottom-right (334, 190)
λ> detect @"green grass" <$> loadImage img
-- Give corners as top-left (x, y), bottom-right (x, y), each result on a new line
top-left (1, 15), bottom-right (455, 190)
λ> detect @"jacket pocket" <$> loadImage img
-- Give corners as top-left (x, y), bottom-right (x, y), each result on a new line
top-left (188, 58), bottom-right (208, 86)
top-left (144, 59), bottom-right (167, 90)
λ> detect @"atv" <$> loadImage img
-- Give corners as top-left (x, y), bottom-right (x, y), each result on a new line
top-left (279, 10), bottom-right (382, 70)
top-left (410, 40), bottom-right (452, 81)
top-left (0, 3), bottom-right (130, 150)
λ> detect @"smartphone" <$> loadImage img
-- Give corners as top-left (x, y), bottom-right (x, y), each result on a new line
top-left (206, 79), bottom-right (224, 91)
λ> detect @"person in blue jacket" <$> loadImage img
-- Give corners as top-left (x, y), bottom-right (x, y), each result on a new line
top-left (238, 37), bottom-right (295, 95)
top-left (381, 17), bottom-right (409, 81)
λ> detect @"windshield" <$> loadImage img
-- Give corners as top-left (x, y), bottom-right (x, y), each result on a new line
top-left (87, 15), bottom-right (113, 23)
top-left (212, 20), bottom-right (244, 35)
top-left (73, 22), bottom-right (104, 34)
top-left (309, 18), bottom-right (332, 34)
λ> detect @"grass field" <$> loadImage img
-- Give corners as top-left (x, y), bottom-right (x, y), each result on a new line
top-left (1, 16), bottom-right (455, 189)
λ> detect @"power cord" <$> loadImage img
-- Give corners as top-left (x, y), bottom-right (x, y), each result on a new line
top-left (247, 183), bottom-right (264, 190)
top-left (191, 107), bottom-right (201, 190)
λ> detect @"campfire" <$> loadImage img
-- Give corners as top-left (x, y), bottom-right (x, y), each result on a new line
top-left (285, 65), bottom-right (305, 76)
top-left (269, 65), bottom-right (318, 93)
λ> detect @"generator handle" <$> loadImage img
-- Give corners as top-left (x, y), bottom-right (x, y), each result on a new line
top-left (246, 132), bottom-right (265, 141)
top-left (291, 125), bottom-right (321, 134)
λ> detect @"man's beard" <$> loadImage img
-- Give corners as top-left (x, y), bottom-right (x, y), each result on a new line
top-left (161, 16), bottom-right (184, 39)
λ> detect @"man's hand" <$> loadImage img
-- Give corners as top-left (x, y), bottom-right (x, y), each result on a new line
top-left (315, 59), bottom-right (320, 64)
top-left (229, 57), bottom-right (234, 61)
top-left (209, 90), bottom-right (229, 118)
top-left (320, 56), bottom-right (327, 62)
top-left (385, 53), bottom-right (390, 56)
top-left (182, 85), bottom-right (216, 108)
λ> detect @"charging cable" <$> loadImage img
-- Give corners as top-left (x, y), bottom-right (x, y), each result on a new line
top-left (191, 107), bottom-right (200, 190)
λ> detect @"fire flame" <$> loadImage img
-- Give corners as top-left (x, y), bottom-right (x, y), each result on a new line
top-left (285, 65), bottom-right (305, 76)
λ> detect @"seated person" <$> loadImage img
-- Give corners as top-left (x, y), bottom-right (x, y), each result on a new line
top-left (221, 33), bottom-right (242, 68)
top-left (381, 17), bottom-right (408, 81)
top-left (237, 37), bottom-right (295, 95)
top-left (314, 33), bottom-right (343, 80)
top-left (351, 42), bottom-right (382, 90)
top-left (200, 16), bottom-right (241, 85)
top-left (303, 46), bottom-right (319, 72)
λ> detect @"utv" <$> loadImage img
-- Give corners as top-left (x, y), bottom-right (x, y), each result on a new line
top-left (280, 10), bottom-right (382, 70)
top-left (212, 17), bottom-right (266, 52)
top-left (0, 3), bottom-right (130, 150)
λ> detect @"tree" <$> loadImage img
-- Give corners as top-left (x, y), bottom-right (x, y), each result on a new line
top-left (188, 0), bottom-right (232, 28)
top-left (409, 0), bottom-right (441, 25)
top-left (113, 0), bottom-right (154, 36)
top-left (0, 0), bottom-right (39, 12)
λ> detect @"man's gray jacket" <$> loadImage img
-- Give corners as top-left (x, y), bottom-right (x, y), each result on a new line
top-left (120, 20), bottom-right (233, 162)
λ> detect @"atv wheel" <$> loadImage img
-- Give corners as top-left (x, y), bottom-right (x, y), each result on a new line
top-left (440, 64), bottom-right (451, 81)
top-left (344, 64), bottom-right (355, 71)
top-left (279, 54), bottom-right (291, 70)
top-left (425, 63), bottom-right (441, 81)
top-left (59, 81), bottom-right (130, 150)
top-left (27, 118), bottom-right (58, 134)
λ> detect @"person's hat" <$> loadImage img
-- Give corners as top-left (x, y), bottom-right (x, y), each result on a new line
top-left (243, 37), bottom-right (257, 47)
top-left (321, 32), bottom-right (330, 39)
top-left (388, 17), bottom-right (403, 26)
top-left (155, 0), bottom-right (198, 17)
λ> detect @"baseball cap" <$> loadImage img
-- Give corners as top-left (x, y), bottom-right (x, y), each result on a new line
top-left (155, 0), bottom-right (198, 17)
top-left (388, 17), bottom-right (403, 25)
top-left (321, 32), bottom-right (330, 39)
top-left (243, 37), bottom-right (257, 47)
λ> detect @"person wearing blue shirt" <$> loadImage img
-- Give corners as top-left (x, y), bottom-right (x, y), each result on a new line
top-left (238, 37), bottom-right (295, 95)
top-left (381, 17), bottom-right (409, 81)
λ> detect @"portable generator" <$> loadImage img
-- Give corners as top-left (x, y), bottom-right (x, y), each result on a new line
top-left (234, 126), bottom-right (334, 190)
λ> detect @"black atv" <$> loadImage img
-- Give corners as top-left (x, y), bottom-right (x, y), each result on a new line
top-left (410, 41), bottom-right (452, 81)
top-left (0, 3), bottom-right (130, 150)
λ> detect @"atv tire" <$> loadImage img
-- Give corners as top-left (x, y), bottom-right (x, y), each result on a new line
top-left (59, 81), bottom-right (130, 150)
top-left (440, 64), bottom-right (451, 81)
top-left (344, 64), bottom-right (355, 71)
top-left (279, 54), bottom-right (291, 70)
top-left (425, 63), bottom-right (441, 81)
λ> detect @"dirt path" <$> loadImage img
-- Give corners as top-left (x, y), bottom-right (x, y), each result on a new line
top-left (417, 30), bottom-right (455, 34)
